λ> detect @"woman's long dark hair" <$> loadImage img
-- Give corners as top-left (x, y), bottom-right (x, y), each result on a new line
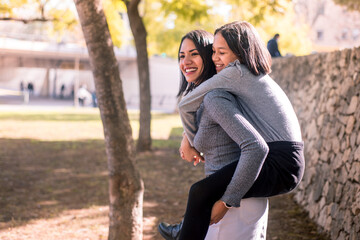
top-left (177, 30), bottom-right (216, 97)
top-left (214, 21), bottom-right (272, 76)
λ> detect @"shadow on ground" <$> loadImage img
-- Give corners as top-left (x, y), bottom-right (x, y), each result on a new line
top-left (0, 138), bottom-right (108, 228)
top-left (0, 131), bottom-right (329, 239)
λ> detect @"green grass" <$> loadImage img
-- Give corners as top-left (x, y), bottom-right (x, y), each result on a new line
top-left (0, 110), bottom-right (143, 122)
top-left (0, 109), bottom-right (183, 142)
top-left (0, 112), bottom-right (101, 121)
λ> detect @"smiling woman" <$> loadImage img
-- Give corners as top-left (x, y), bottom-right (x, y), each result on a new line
top-left (176, 30), bottom-right (216, 98)
top-left (179, 38), bottom-right (203, 84)
top-left (212, 33), bottom-right (238, 73)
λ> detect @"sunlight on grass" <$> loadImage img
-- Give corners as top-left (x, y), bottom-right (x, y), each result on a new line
top-left (0, 108), bottom-right (183, 141)
top-left (0, 207), bottom-right (109, 240)
top-left (0, 108), bottom-right (185, 240)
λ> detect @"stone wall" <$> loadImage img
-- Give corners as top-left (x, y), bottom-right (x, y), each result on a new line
top-left (270, 47), bottom-right (360, 240)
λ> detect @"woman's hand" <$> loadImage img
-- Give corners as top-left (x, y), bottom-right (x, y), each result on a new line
top-left (209, 200), bottom-right (229, 225)
top-left (179, 133), bottom-right (204, 166)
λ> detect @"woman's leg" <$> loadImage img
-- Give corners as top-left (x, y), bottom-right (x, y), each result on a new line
top-left (179, 161), bottom-right (238, 240)
top-left (179, 141), bottom-right (304, 240)
top-left (205, 198), bottom-right (268, 240)
top-left (244, 141), bottom-right (305, 198)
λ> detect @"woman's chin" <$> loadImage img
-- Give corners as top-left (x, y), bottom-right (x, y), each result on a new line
top-left (186, 78), bottom-right (197, 84)
top-left (216, 67), bottom-right (224, 73)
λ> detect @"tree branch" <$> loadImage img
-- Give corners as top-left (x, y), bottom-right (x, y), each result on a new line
top-left (0, 17), bottom-right (55, 24)
top-left (127, 0), bottom-right (141, 12)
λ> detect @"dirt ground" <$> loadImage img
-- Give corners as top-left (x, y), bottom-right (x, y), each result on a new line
top-left (0, 136), bottom-right (330, 239)
top-left (137, 147), bottom-right (330, 240)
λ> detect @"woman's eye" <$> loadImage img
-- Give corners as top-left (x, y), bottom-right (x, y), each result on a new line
top-left (179, 55), bottom-right (185, 59)
top-left (191, 52), bottom-right (199, 56)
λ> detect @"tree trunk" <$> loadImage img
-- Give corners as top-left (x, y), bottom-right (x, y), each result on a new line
top-left (74, 1), bottom-right (144, 239)
top-left (124, 0), bottom-right (152, 152)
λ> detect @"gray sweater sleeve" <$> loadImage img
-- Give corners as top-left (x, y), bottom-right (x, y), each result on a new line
top-left (203, 90), bottom-right (269, 207)
top-left (178, 63), bottom-right (243, 146)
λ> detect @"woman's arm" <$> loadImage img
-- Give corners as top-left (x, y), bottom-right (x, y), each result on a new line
top-left (178, 63), bottom-right (244, 146)
top-left (203, 90), bottom-right (269, 207)
top-left (179, 132), bottom-right (204, 166)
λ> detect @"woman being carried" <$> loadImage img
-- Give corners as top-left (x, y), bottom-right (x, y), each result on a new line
top-left (160, 21), bottom-right (305, 240)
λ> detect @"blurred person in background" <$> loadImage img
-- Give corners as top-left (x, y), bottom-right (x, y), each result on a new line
top-left (267, 33), bottom-right (282, 58)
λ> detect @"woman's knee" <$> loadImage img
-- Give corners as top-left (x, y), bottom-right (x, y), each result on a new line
top-left (188, 180), bottom-right (211, 205)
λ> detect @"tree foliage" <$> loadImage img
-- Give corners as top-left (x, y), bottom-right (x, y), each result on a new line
top-left (225, 0), bottom-right (289, 26)
top-left (141, 0), bottom-right (312, 58)
top-left (1, 0), bottom-right (315, 55)
top-left (158, 0), bottom-right (210, 22)
top-left (0, 0), bottom-right (77, 41)
top-left (103, 0), bottom-right (129, 47)
top-left (0, 0), bottom-right (25, 14)
top-left (144, 0), bottom-right (220, 58)
top-left (333, 0), bottom-right (360, 12)
top-left (0, 0), bottom-right (76, 24)
top-left (255, 0), bottom-right (312, 56)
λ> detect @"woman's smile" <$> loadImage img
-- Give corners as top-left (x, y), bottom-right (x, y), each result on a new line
top-left (179, 38), bottom-right (204, 83)
top-left (212, 33), bottom-right (238, 73)
top-left (184, 67), bottom-right (198, 74)
top-left (214, 64), bottom-right (225, 72)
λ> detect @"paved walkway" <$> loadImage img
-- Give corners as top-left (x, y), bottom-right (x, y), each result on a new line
top-left (0, 94), bottom-right (176, 113)
top-left (0, 94), bottom-right (83, 111)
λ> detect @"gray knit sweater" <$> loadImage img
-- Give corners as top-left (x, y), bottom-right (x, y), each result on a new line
top-left (178, 60), bottom-right (302, 207)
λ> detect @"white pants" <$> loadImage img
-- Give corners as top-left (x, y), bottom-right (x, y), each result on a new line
top-left (205, 198), bottom-right (268, 240)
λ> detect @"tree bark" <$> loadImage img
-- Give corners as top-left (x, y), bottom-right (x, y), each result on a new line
top-left (124, 0), bottom-right (152, 152)
top-left (74, 1), bottom-right (144, 239)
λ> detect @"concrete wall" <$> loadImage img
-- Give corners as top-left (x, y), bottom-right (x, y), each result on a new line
top-left (270, 47), bottom-right (360, 240)
top-left (0, 56), bottom-right (180, 112)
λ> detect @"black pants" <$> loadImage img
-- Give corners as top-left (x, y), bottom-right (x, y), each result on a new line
top-left (179, 141), bottom-right (305, 240)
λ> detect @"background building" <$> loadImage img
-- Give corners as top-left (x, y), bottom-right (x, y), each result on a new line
top-left (0, 22), bottom-right (179, 112)
top-left (294, 0), bottom-right (360, 52)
